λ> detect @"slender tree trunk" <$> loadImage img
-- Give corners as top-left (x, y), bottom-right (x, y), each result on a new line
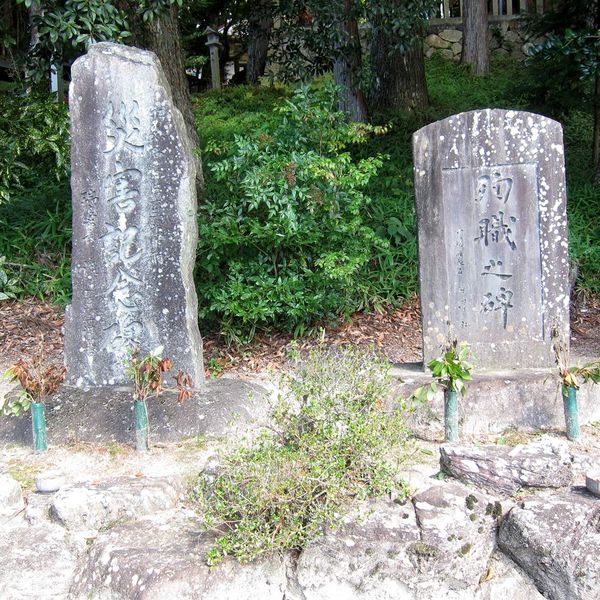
top-left (333, 0), bottom-right (368, 122)
top-left (370, 33), bottom-right (428, 113)
top-left (593, 2), bottom-right (600, 182)
top-left (137, 6), bottom-right (203, 190)
top-left (246, 5), bottom-right (272, 84)
top-left (462, 0), bottom-right (489, 76)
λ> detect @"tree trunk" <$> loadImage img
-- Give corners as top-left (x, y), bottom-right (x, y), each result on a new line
top-left (462, 0), bottom-right (489, 76)
top-left (592, 1), bottom-right (600, 182)
top-left (369, 33), bottom-right (428, 113)
top-left (333, 0), bottom-right (368, 122)
top-left (133, 5), bottom-right (203, 190)
top-left (246, 11), bottom-right (272, 84)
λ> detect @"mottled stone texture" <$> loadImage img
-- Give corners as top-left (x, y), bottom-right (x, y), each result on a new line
top-left (413, 109), bottom-right (569, 369)
top-left (64, 43), bottom-right (203, 387)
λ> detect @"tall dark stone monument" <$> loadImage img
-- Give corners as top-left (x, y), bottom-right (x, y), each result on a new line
top-left (64, 43), bottom-right (204, 387)
top-left (413, 109), bottom-right (569, 369)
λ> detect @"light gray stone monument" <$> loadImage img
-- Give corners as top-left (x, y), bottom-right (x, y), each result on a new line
top-left (413, 109), bottom-right (569, 369)
top-left (64, 43), bottom-right (204, 387)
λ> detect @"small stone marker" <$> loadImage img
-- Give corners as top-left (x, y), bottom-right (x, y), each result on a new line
top-left (413, 109), bottom-right (569, 369)
top-left (64, 43), bottom-right (204, 387)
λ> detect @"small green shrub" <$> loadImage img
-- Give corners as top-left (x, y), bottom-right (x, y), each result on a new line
top-left (192, 345), bottom-right (411, 564)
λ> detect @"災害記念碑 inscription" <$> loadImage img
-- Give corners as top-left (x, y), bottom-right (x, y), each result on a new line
top-left (64, 43), bottom-right (204, 387)
top-left (413, 110), bottom-right (569, 369)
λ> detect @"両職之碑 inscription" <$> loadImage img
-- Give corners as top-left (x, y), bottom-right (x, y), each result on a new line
top-left (442, 162), bottom-right (543, 340)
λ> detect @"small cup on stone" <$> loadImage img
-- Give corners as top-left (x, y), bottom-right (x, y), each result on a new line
top-left (35, 472), bottom-right (64, 493)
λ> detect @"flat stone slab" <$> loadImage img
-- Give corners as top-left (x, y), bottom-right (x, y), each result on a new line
top-left (50, 476), bottom-right (183, 531)
top-left (70, 508), bottom-right (289, 600)
top-left (499, 490), bottom-right (600, 600)
top-left (0, 378), bottom-right (267, 447)
top-left (440, 437), bottom-right (573, 496)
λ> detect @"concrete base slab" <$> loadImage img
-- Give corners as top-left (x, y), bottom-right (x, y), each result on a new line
top-left (393, 363), bottom-right (600, 439)
top-left (0, 378), bottom-right (268, 448)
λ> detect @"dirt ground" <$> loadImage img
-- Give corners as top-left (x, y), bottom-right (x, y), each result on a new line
top-left (1, 294), bottom-right (598, 379)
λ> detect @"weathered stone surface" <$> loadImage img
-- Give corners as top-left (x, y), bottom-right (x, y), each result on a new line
top-left (425, 33), bottom-right (451, 49)
top-left (410, 483), bottom-right (499, 588)
top-left (70, 508), bottom-right (288, 600)
top-left (451, 42), bottom-right (462, 55)
top-left (0, 521), bottom-right (77, 599)
top-left (439, 29), bottom-right (463, 43)
top-left (50, 476), bottom-right (183, 531)
top-left (296, 483), bottom-right (500, 599)
top-left (586, 471), bottom-right (600, 497)
top-left (0, 473), bottom-right (23, 517)
top-left (440, 437), bottom-right (573, 495)
top-left (499, 491), bottom-right (600, 600)
top-left (413, 110), bottom-right (569, 369)
top-left (0, 378), bottom-right (267, 446)
top-left (478, 551), bottom-right (545, 600)
top-left (64, 42), bottom-right (203, 387)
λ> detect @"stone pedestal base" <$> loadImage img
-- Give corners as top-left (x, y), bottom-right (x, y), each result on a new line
top-left (394, 363), bottom-right (600, 439)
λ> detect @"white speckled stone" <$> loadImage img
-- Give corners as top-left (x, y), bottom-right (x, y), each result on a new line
top-left (64, 43), bottom-right (204, 388)
top-left (413, 109), bottom-right (569, 369)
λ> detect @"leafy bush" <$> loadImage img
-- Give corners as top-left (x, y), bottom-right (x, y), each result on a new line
top-left (196, 83), bottom-right (386, 343)
top-left (0, 90), bottom-right (70, 203)
top-left (192, 344), bottom-right (411, 564)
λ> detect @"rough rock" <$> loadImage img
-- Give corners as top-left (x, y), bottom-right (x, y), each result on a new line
top-left (50, 476), bottom-right (183, 531)
top-left (0, 520), bottom-right (77, 599)
top-left (439, 29), bottom-right (463, 43)
top-left (0, 473), bottom-right (24, 517)
top-left (440, 437), bottom-right (573, 496)
top-left (296, 482), bottom-right (501, 599)
top-left (499, 490), bottom-right (600, 600)
top-left (425, 34), bottom-right (450, 49)
top-left (410, 483), bottom-right (500, 589)
top-left (451, 42), bottom-right (462, 55)
top-left (70, 508), bottom-right (288, 600)
top-left (586, 472), bottom-right (600, 497)
top-left (477, 551), bottom-right (545, 600)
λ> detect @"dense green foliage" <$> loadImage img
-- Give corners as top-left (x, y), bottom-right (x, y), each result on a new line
top-left (0, 91), bottom-right (70, 203)
top-left (0, 91), bottom-right (71, 301)
top-left (1, 56), bottom-right (599, 334)
top-left (192, 345), bottom-right (411, 564)
top-left (11, 0), bottom-right (183, 83)
top-left (196, 83), bottom-right (387, 343)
